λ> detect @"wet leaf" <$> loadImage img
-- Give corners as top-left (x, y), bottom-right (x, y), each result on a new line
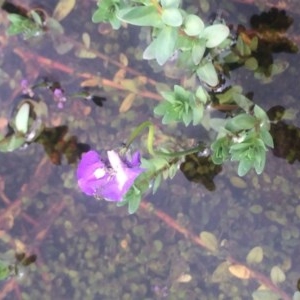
top-left (114, 69), bottom-right (126, 82)
top-left (75, 33), bottom-right (96, 58)
top-left (119, 93), bottom-right (136, 113)
top-left (80, 77), bottom-right (102, 87)
top-left (200, 231), bottom-right (218, 252)
top-left (0, 135), bottom-right (26, 152)
top-left (228, 264), bottom-right (251, 279)
top-left (246, 246), bottom-right (264, 264)
top-left (14, 102), bottom-right (30, 134)
top-left (161, 7), bottom-right (182, 27)
top-left (120, 79), bottom-right (138, 93)
top-left (53, 0), bottom-right (76, 21)
top-left (211, 261), bottom-right (231, 283)
top-left (183, 14), bottom-right (204, 36)
top-left (270, 266), bottom-right (286, 284)
top-left (245, 57), bottom-right (258, 70)
top-left (202, 24), bottom-right (230, 48)
top-left (176, 273), bottom-right (192, 282)
top-left (119, 53), bottom-right (128, 66)
top-left (196, 61), bottom-right (218, 87)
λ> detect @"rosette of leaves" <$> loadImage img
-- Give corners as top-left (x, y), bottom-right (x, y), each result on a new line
top-left (0, 99), bottom-right (48, 152)
top-left (92, 0), bottom-right (122, 29)
top-left (6, 10), bottom-right (45, 39)
top-left (154, 85), bottom-right (208, 126)
top-left (211, 104), bottom-right (274, 176)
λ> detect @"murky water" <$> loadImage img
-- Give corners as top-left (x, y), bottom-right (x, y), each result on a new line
top-left (0, 1), bottom-right (299, 299)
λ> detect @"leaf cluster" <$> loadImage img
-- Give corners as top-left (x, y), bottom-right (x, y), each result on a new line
top-left (6, 10), bottom-right (45, 39)
top-left (154, 85), bottom-right (208, 126)
top-left (0, 99), bottom-right (47, 152)
top-left (92, 0), bottom-right (230, 87)
top-left (211, 102), bottom-right (274, 176)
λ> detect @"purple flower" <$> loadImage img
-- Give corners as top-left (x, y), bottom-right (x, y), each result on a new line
top-left (21, 79), bottom-right (34, 97)
top-left (77, 150), bottom-right (144, 202)
top-left (53, 88), bottom-right (67, 109)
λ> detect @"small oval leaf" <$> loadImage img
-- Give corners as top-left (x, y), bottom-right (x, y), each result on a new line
top-left (200, 231), bottom-right (218, 252)
top-left (270, 266), bottom-right (286, 284)
top-left (228, 264), bottom-right (251, 279)
top-left (15, 103), bottom-right (30, 134)
top-left (246, 246), bottom-right (264, 264)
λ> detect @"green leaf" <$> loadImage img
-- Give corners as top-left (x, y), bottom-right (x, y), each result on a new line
top-left (211, 137), bottom-right (230, 164)
top-left (254, 105), bottom-right (270, 129)
top-left (195, 86), bottom-right (209, 103)
top-left (225, 114), bottom-right (256, 133)
top-left (7, 13), bottom-right (27, 23)
top-left (6, 24), bottom-right (24, 35)
top-left (155, 26), bottom-right (177, 65)
top-left (144, 26), bottom-right (177, 65)
top-left (14, 102), bottom-right (30, 134)
top-left (116, 198), bottom-right (129, 207)
top-left (29, 10), bottom-right (43, 26)
top-left (192, 101), bottom-right (204, 125)
top-left (161, 8), bottom-right (182, 27)
top-left (183, 14), bottom-right (204, 36)
top-left (260, 129), bottom-right (274, 148)
top-left (192, 41), bottom-right (206, 65)
top-left (237, 158), bottom-right (253, 176)
top-left (196, 61), bottom-right (219, 86)
top-left (236, 35), bottom-right (251, 56)
top-left (92, 0), bottom-right (117, 23)
top-left (0, 135), bottom-right (26, 152)
top-left (142, 38), bottom-right (157, 60)
top-left (128, 192), bottom-right (141, 214)
top-left (253, 146), bottom-right (266, 175)
top-left (117, 6), bottom-right (161, 27)
top-left (202, 24), bottom-right (230, 48)
top-left (161, 0), bottom-right (180, 8)
top-left (152, 173), bottom-right (162, 194)
top-left (0, 261), bottom-right (10, 281)
top-left (244, 57), bottom-right (258, 71)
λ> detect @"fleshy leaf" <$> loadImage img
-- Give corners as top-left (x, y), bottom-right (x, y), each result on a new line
top-left (161, 8), bottom-right (182, 27)
top-left (197, 61), bottom-right (219, 86)
top-left (183, 14), bottom-right (204, 36)
top-left (14, 102), bottom-right (30, 134)
top-left (117, 6), bottom-right (161, 27)
top-left (202, 24), bottom-right (230, 48)
top-left (225, 114), bottom-right (256, 132)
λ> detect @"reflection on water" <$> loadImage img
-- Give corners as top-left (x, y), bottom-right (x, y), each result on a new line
top-left (0, 0), bottom-right (299, 299)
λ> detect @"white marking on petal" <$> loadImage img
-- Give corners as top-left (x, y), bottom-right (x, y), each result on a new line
top-left (94, 168), bottom-right (106, 179)
top-left (107, 150), bottom-right (123, 170)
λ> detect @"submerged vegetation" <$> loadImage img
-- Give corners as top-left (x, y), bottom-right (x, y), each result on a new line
top-left (0, 0), bottom-right (299, 299)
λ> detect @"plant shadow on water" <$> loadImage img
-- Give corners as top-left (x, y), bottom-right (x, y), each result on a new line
top-left (0, 0), bottom-right (300, 299)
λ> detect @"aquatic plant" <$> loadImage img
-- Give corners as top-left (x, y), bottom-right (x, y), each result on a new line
top-left (88, 0), bottom-right (278, 211)
top-left (5, 1), bottom-right (297, 214)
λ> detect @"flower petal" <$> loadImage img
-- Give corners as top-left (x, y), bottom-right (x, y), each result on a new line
top-left (77, 151), bottom-right (106, 195)
top-left (129, 151), bottom-right (141, 167)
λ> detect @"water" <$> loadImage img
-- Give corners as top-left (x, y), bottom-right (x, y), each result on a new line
top-left (0, 0), bottom-right (299, 299)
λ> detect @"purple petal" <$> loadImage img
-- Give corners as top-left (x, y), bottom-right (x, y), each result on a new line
top-left (100, 166), bottom-right (142, 202)
top-left (129, 151), bottom-right (141, 167)
top-left (77, 151), bottom-right (106, 196)
top-left (97, 150), bottom-right (144, 202)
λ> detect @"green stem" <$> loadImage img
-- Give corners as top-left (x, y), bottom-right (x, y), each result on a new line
top-left (126, 121), bottom-right (206, 158)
